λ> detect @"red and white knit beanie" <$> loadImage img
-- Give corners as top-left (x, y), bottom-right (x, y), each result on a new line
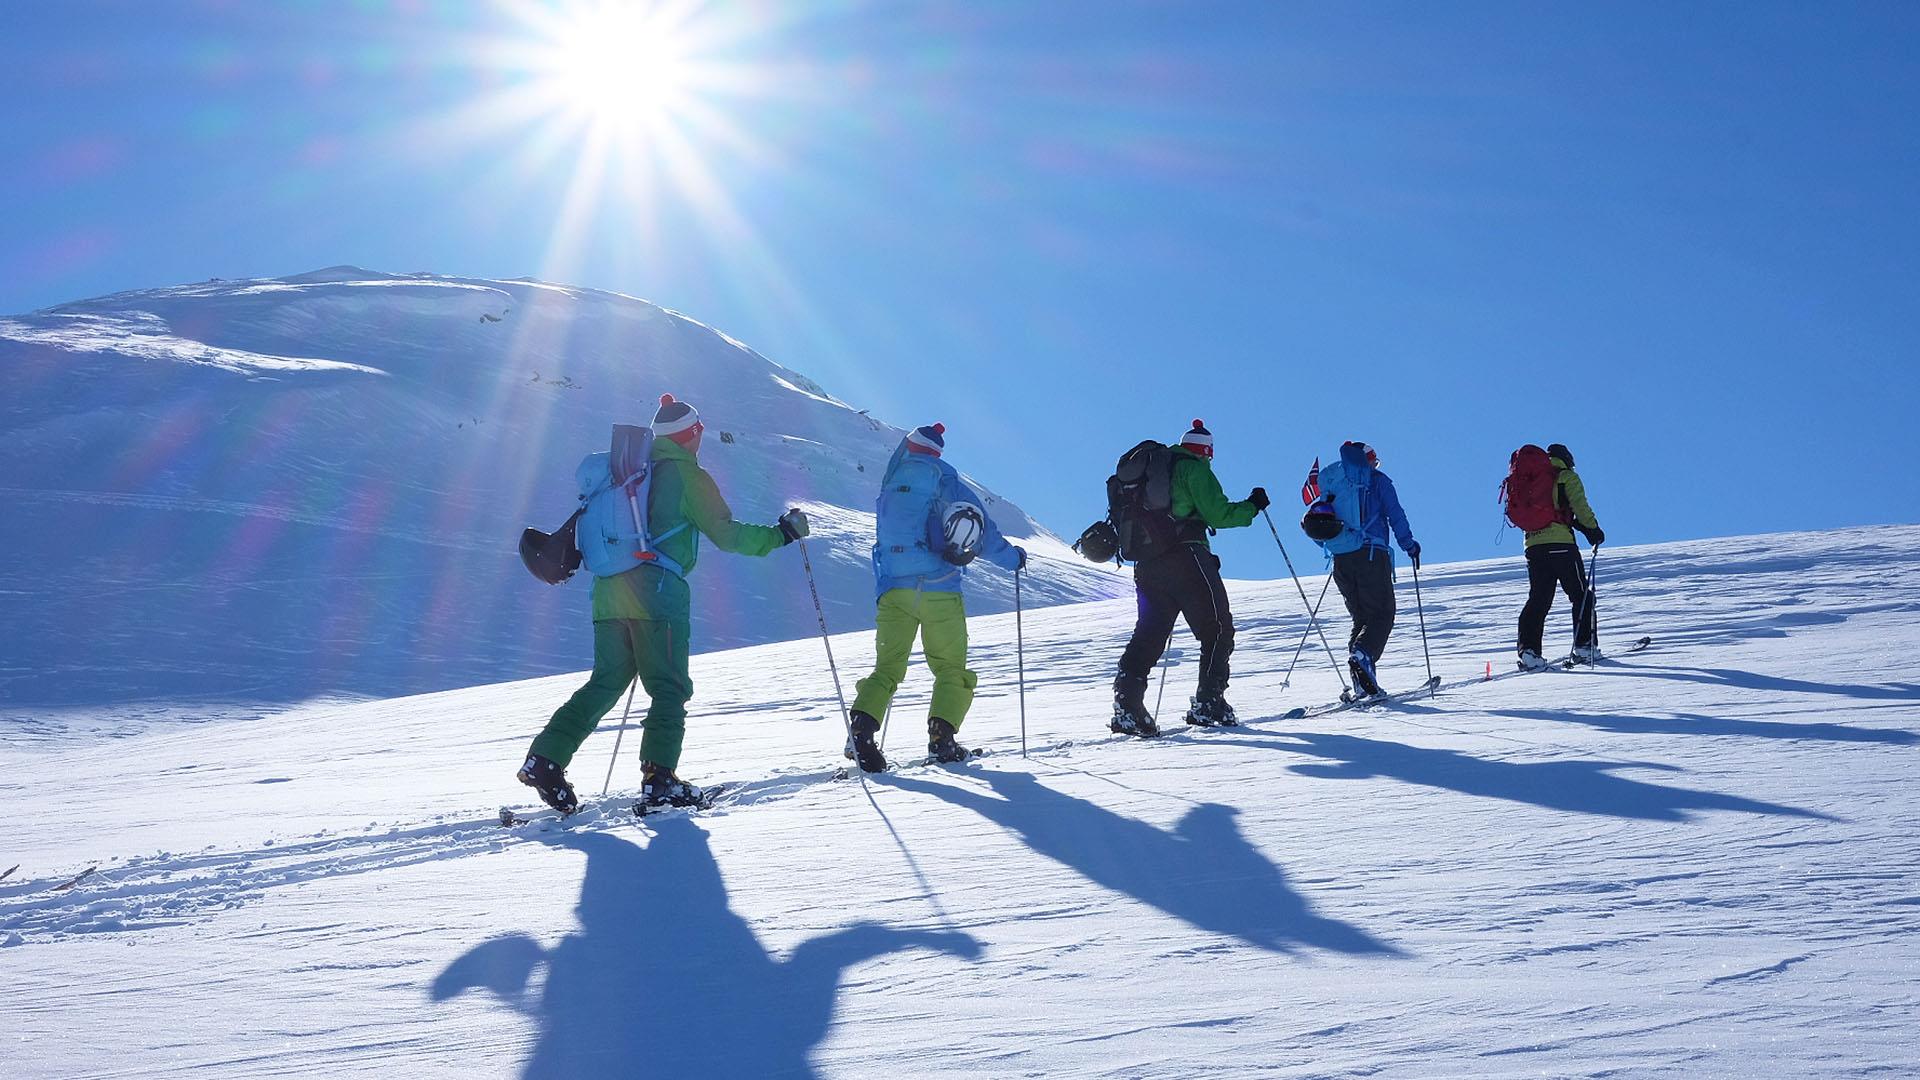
top-left (1179, 419), bottom-right (1213, 458)
top-left (652, 394), bottom-right (701, 440)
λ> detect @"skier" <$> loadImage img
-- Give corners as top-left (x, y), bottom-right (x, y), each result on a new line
top-left (517, 394), bottom-right (810, 814)
top-left (1110, 419), bottom-right (1267, 736)
top-left (1309, 441), bottom-right (1420, 698)
top-left (1511, 442), bottom-right (1605, 669)
top-left (844, 423), bottom-right (1026, 772)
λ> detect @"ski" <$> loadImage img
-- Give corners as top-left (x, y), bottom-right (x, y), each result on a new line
top-left (833, 746), bottom-right (988, 781)
top-left (1, 864), bottom-right (17, 884)
top-left (634, 783), bottom-right (732, 818)
top-left (1281, 676), bottom-right (1442, 720)
top-left (51, 866), bottom-right (97, 892)
top-left (1561, 635), bottom-right (1653, 668)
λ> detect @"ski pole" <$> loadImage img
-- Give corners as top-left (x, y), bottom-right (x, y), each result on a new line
top-left (1262, 509), bottom-right (1351, 694)
top-left (797, 539), bottom-right (859, 757)
top-left (600, 673), bottom-right (639, 797)
top-left (1280, 573), bottom-right (1335, 689)
top-left (1410, 559), bottom-right (1435, 685)
top-left (1153, 629), bottom-right (1175, 718)
top-left (595, 618), bottom-right (648, 795)
top-left (1015, 565), bottom-right (1028, 758)
top-left (1582, 545), bottom-right (1601, 652)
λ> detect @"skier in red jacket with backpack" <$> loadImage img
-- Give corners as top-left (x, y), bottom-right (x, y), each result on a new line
top-left (1504, 442), bottom-right (1605, 669)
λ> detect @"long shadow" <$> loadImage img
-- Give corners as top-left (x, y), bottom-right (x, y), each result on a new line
top-left (1494, 707), bottom-right (1919, 746)
top-left (1594, 664), bottom-right (1920, 703)
top-left (431, 821), bottom-right (980, 1078)
top-left (1224, 730), bottom-right (1837, 823)
top-left (884, 770), bottom-right (1400, 957)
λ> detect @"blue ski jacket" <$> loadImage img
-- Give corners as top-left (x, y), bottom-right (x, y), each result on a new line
top-left (871, 437), bottom-right (1021, 597)
top-left (1316, 441), bottom-right (1417, 561)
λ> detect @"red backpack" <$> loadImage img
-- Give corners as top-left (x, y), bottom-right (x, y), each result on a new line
top-left (1501, 445), bottom-right (1571, 531)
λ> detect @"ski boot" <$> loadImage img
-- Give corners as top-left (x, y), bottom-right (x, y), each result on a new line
top-left (1183, 695), bottom-right (1239, 727)
top-left (1347, 649), bottom-right (1383, 699)
top-left (1515, 648), bottom-right (1553, 672)
top-left (1570, 643), bottom-right (1604, 665)
top-left (638, 762), bottom-right (706, 810)
top-left (927, 717), bottom-right (969, 763)
top-left (846, 710), bottom-right (888, 773)
top-left (516, 753), bottom-right (579, 816)
top-left (1109, 692), bottom-right (1161, 738)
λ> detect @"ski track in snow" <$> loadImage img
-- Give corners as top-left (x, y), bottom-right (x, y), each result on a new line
top-left (4, 526), bottom-right (1920, 1077)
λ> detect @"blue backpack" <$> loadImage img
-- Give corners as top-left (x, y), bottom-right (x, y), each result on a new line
top-left (873, 452), bottom-right (947, 578)
top-left (576, 424), bottom-right (689, 579)
top-left (1314, 459), bottom-right (1373, 556)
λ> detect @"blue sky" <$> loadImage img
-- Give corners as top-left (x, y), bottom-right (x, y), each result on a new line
top-left (4, 1), bottom-right (1916, 579)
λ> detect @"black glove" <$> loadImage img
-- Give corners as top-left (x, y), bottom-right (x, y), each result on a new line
top-left (1248, 487), bottom-right (1271, 511)
top-left (1581, 525), bottom-right (1605, 547)
top-left (1014, 546), bottom-right (1028, 571)
top-left (778, 508), bottom-right (810, 545)
top-left (1405, 540), bottom-right (1421, 569)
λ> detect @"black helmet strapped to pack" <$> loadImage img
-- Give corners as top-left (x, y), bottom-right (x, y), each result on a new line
top-left (1073, 519), bottom-right (1121, 564)
top-left (519, 509), bottom-right (584, 584)
top-left (1300, 501), bottom-right (1344, 543)
top-left (939, 501), bottom-right (987, 565)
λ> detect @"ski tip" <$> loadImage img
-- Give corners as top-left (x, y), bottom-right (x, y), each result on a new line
top-left (1281, 707), bottom-right (1307, 720)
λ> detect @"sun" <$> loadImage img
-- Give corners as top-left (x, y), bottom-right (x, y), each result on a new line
top-left (544, 3), bottom-right (693, 134)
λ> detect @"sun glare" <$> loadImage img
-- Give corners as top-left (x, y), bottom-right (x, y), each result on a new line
top-left (548, 5), bottom-right (691, 133)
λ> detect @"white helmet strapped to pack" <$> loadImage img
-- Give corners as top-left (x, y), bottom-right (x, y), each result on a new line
top-left (939, 501), bottom-right (987, 565)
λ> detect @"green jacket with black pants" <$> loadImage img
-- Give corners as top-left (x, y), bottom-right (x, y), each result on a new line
top-left (530, 436), bottom-right (787, 775)
top-left (1114, 447), bottom-right (1261, 708)
top-left (1517, 454), bottom-right (1603, 655)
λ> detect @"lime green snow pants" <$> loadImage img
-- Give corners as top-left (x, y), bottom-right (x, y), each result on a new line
top-left (530, 617), bottom-right (692, 772)
top-left (852, 588), bottom-right (978, 729)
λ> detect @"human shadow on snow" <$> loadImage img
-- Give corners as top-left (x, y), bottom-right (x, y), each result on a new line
top-left (1589, 664), bottom-right (1920, 703)
top-left (884, 769), bottom-right (1401, 957)
top-left (1224, 730), bottom-right (1837, 824)
top-left (1494, 707), bottom-right (1918, 745)
top-left (430, 820), bottom-right (981, 1078)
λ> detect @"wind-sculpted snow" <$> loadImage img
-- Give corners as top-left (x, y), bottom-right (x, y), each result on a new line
top-left (0, 267), bottom-right (1122, 709)
top-left (3, 528), bottom-right (1919, 1077)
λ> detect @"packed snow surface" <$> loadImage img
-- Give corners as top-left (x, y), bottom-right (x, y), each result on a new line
top-left (0, 267), bottom-right (1121, 709)
top-left (4, 526), bottom-right (1919, 1077)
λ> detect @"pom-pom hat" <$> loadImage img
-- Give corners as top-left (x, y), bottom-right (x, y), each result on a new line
top-left (1179, 419), bottom-right (1213, 458)
top-left (652, 393), bottom-right (701, 439)
top-left (906, 422), bottom-right (946, 455)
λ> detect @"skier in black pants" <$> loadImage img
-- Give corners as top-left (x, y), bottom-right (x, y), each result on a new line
top-left (1515, 443), bottom-right (1604, 668)
top-left (1309, 441), bottom-right (1420, 697)
top-left (1111, 420), bottom-right (1266, 735)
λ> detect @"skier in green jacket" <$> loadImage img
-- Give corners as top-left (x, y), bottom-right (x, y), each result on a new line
top-left (1111, 419), bottom-right (1268, 736)
top-left (518, 393), bottom-right (809, 814)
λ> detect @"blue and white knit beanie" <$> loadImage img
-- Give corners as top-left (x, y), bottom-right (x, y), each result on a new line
top-left (906, 422), bottom-right (946, 455)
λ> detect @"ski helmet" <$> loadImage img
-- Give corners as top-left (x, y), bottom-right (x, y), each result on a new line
top-left (939, 501), bottom-right (987, 565)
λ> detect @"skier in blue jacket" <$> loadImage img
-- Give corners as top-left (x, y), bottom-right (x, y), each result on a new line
top-left (845, 423), bottom-right (1026, 771)
top-left (1311, 440), bottom-right (1420, 697)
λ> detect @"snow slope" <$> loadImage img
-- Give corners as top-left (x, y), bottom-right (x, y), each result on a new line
top-left (4, 526), bottom-right (1919, 1078)
top-left (0, 268), bottom-right (1122, 710)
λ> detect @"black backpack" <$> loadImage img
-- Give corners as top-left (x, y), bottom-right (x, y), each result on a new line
top-left (1107, 440), bottom-right (1185, 563)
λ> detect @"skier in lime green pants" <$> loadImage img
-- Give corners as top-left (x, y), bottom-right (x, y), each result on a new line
top-left (845, 423), bottom-right (1025, 771)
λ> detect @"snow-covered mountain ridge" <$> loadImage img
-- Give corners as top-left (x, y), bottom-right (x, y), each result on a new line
top-left (0, 267), bottom-right (1123, 709)
top-left (3, 526), bottom-right (1918, 1077)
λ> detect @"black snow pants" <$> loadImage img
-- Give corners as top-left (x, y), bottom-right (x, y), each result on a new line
top-left (1332, 547), bottom-right (1396, 662)
top-left (1517, 543), bottom-right (1595, 654)
top-left (1115, 544), bottom-right (1235, 705)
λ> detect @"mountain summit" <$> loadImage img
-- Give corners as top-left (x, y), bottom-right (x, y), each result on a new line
top-left (0, 268), bottom-right (1122, 707)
